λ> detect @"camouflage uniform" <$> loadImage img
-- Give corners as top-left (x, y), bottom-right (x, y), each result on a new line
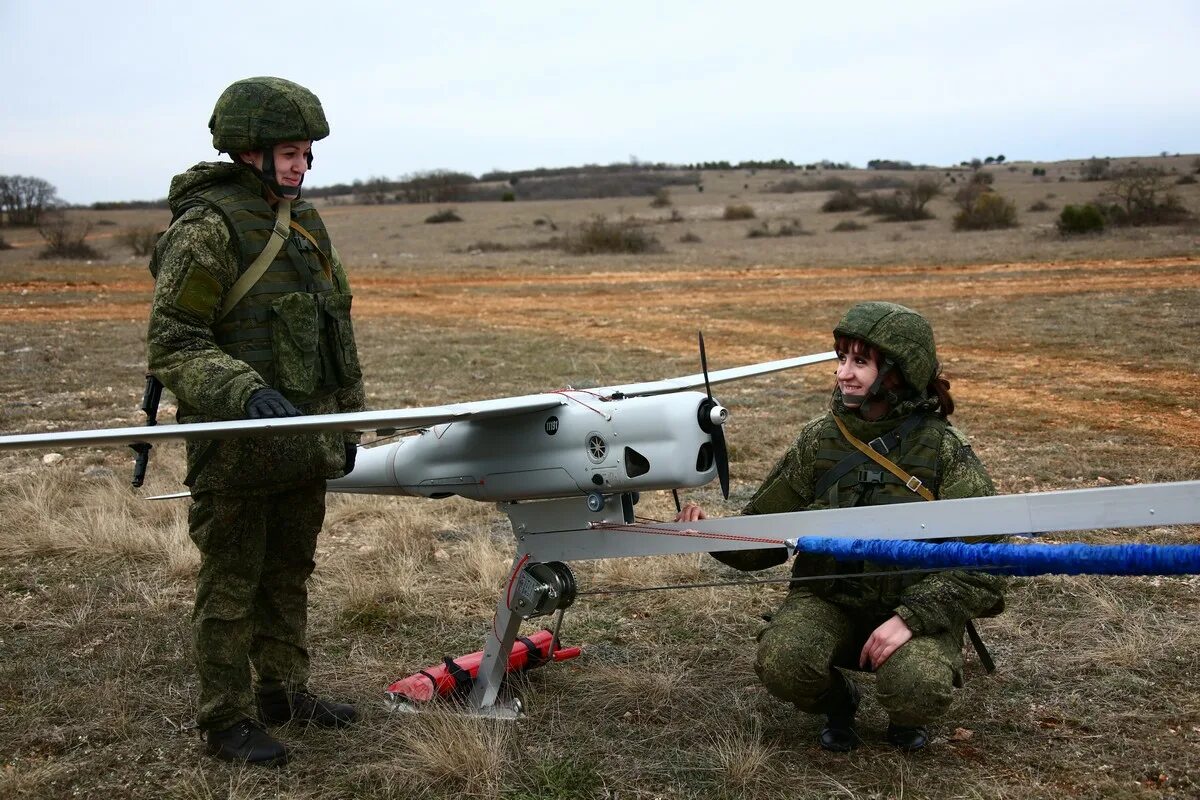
top-left (719, 304), bottom-right (1005, 728)
top-left (148, 152), bottom-right (365, 729)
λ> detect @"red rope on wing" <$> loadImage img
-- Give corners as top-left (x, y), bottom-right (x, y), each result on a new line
top-left (588, 520), bottom-right (788, 547)
top-left (549, 390), bottom-right (608, 418)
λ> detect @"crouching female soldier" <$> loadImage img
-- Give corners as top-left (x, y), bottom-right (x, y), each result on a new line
top-left (679, 301), bottom-right (1005, 751)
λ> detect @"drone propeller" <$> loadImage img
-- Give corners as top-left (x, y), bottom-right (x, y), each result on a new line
top-left (697, 331), bottom-right (730, 499)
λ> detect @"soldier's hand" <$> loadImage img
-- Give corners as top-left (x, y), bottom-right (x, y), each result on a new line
top-left (859, 614), bottom-right (912, 671)
top-left (246, 388), bottom-right (302, 419)
top-left (675, 503), bottom-right (707, 523)
top-left (343, 442), bottom-right (357, 474)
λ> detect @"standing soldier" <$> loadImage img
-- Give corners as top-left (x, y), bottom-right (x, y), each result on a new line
top-left (147, 77), bottom-right (366, 766)
top-left (678, 302), bottom-right (1005, 751)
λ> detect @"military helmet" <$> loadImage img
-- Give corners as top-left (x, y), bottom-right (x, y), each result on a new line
top-left (209, 77), bottom-right (329, 154)
top-left (833, 301), bottom-right (939, 391)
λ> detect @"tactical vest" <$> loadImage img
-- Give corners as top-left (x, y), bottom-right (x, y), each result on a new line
top-left (788, 412), bottom-right (951, 603)
top-left (178, 184), bottom-right (359, 404)
top-left (811, 413), bottom-right (947, 509)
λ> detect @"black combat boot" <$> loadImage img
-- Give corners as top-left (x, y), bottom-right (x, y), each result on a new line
top-left (204, 718), bottom-right (288, 766)
top-left (258, 689), bottom-right (358, 728)
top-left (818, 677), bottom-right (861, 752)
top-left (886, 722), bottom-right (929, 752)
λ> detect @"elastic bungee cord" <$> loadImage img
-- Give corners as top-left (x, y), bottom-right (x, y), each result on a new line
top-left (573, 519), bottom-right (1200, 596)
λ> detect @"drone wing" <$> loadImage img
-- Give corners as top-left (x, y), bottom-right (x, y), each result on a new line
top-left (0, 395), bottom-right (567, 451)
top-left (595, 350), bottom-right (836, 398)
top-left (0, 350), bottom-right (836, 452)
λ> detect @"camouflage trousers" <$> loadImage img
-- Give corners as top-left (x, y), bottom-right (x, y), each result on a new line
top-left (756, 590), bottom-right (964, 727)
top-left (188, 481), bottom-right (326, 731)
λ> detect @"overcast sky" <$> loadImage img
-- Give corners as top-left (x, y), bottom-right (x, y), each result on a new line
top-left (2, 1), bottom-right (1197, 205)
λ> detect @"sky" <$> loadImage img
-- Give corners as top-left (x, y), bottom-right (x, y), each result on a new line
top-left (2, 0), bottom-right (1198, 205)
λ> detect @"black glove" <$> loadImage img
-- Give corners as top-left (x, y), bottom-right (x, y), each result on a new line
top-left (343, 442), bottom-right (357, 474)
top-left (246, 388), bottom-right (302, 419)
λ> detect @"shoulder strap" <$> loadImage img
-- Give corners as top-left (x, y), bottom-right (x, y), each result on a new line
top-left (814, 413), bottom-right (926, 498)
top-left (288, 219), bottom-right (333, 279)
top-left (217, 199), bottom-right (291, 321)
top-left (832, 415), bottom-right (936, 501)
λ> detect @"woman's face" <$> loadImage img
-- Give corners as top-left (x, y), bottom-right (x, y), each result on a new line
top-left (835, 345), bottom-right (879, 407)
top-left (271, 140), bottom-right (312, 191)
top-left (239, 139), bottom-right (313, 191)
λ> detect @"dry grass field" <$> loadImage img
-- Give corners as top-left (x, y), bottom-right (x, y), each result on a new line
top-left (1, 157), bottom-right (1199, 799)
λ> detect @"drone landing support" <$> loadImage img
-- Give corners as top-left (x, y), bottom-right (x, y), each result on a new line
top-left (459, 480), bottom-right (1200, 715)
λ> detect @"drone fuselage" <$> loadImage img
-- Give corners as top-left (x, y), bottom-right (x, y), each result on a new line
top-left (329, 390), bottom-right (721, 503)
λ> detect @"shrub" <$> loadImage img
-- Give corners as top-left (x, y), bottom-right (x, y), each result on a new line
top-left (118, 225), bottom-right (159, 256)
top-left (425, 208), bottom-right (463, 224)
top-left (39, 219), bottom-right (103, 259)
top-left (500, 191), bottom-right (515, 202)
top-left (761, 176), bottom-right (854, 194)
top-left (746, 219), bottom-right (809, 238)
top-left (859, 175), bottom-right (910, 190)
top-left (831, 219), bottom-right (867, 232)
top-left (1032, 167), bottom-right (1047, 177)
top-left (954, 192), bottom-right (1018, 230)
top-left (1028, 199), bottom-right (1053, 212)
top-left (820, 188), bottom-right (862, 212)
top-left (1175, 174), bottom-right (1197, 185)
top-left (649, 188), bottom-right (672, 208)
top-left (0, 234), bottom-right (12, 250)
top-left (679, 231), bottom-right (702, 243)
top-left (971, 171), bottom-right (995, 185)
top-left (813, 176), bottom-right (855, 192)
top-left (561, 217), bottom-right (663, 255)
top-left (723, 204), bottom-right (756, 220)
top-left (1057, 204), bottom-right (1106, 234)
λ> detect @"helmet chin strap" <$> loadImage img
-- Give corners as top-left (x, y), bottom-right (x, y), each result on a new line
top-left (247, 145), bottom-right (305, 200)
top-left (849, 358), bottom-right (899, 415)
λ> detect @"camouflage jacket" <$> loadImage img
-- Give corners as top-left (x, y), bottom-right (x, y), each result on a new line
top-left (721, 396), bottom-right (1006, 636)
top-left (147, 162), bottom-right (366, 494)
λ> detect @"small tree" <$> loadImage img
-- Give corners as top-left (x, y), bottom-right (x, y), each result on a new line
top-left (0, 174), bottom-right (61, 226)
top-left (1100, 168), bottom-right (1190, 226)
top-left (862, 178), bottom-right (941, 222)
top-left (118, 225), bottom-right (160, 256)
top-left (1081, 157), bottom-right (1111, 182)
top-left (359, 176), bottom-right (392, 205)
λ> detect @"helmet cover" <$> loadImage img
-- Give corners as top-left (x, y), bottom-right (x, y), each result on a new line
top-left (833, 301), bottom-right (939, 391)
top-left (209, 76), bottom-right (329, 154)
